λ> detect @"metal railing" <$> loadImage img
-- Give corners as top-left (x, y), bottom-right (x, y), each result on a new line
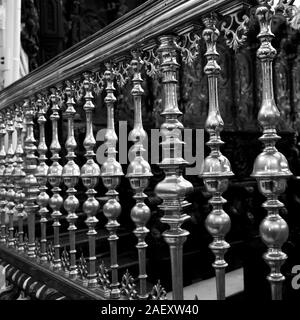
top-left (0, 0), bottom-right (297, 300)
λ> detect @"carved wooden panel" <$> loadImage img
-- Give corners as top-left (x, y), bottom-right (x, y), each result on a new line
top-left (293, 45), bottom-right (300, 131)
top-left (234, 49), bottom-right (255, 130)
top-left (274, 43), bottom-right (292, 131)
top-left (181, 47), bottom-right (208, 129)
top-left (218, 42), bottom-right (234, 130)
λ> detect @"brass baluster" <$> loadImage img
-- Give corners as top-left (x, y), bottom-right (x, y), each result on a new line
top-left (5, 108), bottom-right (16, 247)
top-left (81, 73), bottom-right (100, 287)
top-left (36, 96), bottom-right (50, 262)
top-left (154, 35), bottom-right (193, 300)
top-left (0, 112), bottom-right (7, 244)
top-left (126, 50), bottom-right (152, 300)
top-left (48, 88), bottom-right (63, 270)
top-left (251, 0), bottom-right (292, 300)
top-left (200, 15), bottom-right (234, 300)
top-left (23, 99), bottom-right (39, 258)
top-left (63, 81), bottom-right (80, 278)
top-left (101, 63), bottom-right (124, 299)
top-left (13, 105), bottom-right (26, 252)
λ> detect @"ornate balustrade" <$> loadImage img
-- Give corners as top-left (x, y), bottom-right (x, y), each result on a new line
top-left (0, 0), bottom-right (299, 300)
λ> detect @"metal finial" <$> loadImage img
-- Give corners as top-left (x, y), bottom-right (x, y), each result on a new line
top-left (126, 49), bottom-right (152, 300)
top-left (48, 88), bottom-right (63, 270)
top-left (35, 95), bottom-right (49, 262)
top-left (4, 108), bottom-right (16, 248)
top-left (200, 16), bottom-right (234, 301)
top-left (0, 112), bottom-right (7, 244)
top-left (101, 62), bottom-right (124, 299)
top-left (80, 73), bottom-right (100, 288)
top-left (23, 98), bottom-right (39, 258)
top-left (251, 0), bottom-right (292, 300)
top-left (63, 81), bottom-right (80, 278)
top-left (13, 105), bottom-right (26, 252)
top-left (154, 35), bottom-right (193, 300)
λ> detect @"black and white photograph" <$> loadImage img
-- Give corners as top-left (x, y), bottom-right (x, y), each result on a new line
top-left (0, 0), bottom-right (300, 317)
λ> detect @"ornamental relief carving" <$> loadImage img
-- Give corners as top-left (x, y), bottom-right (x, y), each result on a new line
top-left (293, 45), bottom-right (300, 131)
top-left (274, 43), bottom-right (292, 131)
top-left (181, 49), bottom-right (208, 129)
top-left (234, 49), bottom-right (255, 131)
top-left (218, 43), bottom-right (234, 130)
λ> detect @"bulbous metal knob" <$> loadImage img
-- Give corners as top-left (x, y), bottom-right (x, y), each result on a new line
top-left (202, 154), bottom-right (233, 177)
top-left (37, 191), bottom-right (50, 209)
top-left (103, 198), bottom-right (121, 221)
top-left (80, 160), bottom-right (100, 189)
top-left (260, 214), bottom-right (289, 248)
top-left (155, 174), bottom-right (190, 201)
top-left (48, 163), bottom-right (63, 187)
top-left (131, 203), bottom-right (151, 227)
top-left (49, 194), bottom-right (63, 211)
top-left (64, 195), bottom-right (79, 213)
top-left (206, 209), bottom-right (231, 237)
top-left (83, 196), bottom-right (99, 217)
top-left (252, 150), bottom-right (291, 177)
top-left (36, 163), bottom-right (49, 187)
top-left (62, 161), bottom-right (80, 188)
top-left (127, 157), bottom-right (152, 178)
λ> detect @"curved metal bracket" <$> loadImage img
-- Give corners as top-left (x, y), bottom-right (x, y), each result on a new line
top-left (221, 12), bottom-right (250, 52)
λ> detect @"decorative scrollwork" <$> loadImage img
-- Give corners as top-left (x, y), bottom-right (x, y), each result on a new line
top-left (120, 270), bottom-right (138, 300)
top-left (73, 79), bottom-right (85, 102)
top-left (78, 254), bottom-right (88, 280)
top-left (34, 239), bottom-right (41, 258)
top-left (142, 48), bottom-right (160, 78)
top-left (112, 61), bottom-right (131, 87)
top-left (46, 242), bottom-right (55, 264)
top-left (275, 0), bottom-right (300, 30)
top-left (61, 247), bottom-right (71, 273)
top-left (24, 234), bottom-right (28, 253)
top-left (97, 261), bottom-right (111, 290)
top-left (92, 71), bottom-right (105, 96)
top-left (177, 32), bottom-right (201, 66)
top-left (149, 280), bottom-right (167, 300)
top-left (14, 232), bottom-right (19, 249)
top-left (221, 12), bottom-right (249, 52)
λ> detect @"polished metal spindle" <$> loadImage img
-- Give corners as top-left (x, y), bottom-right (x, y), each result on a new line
top-left (251, 0), bottom-right (292, 300)
top-left (5, 108), bottom-right (16, 247)
top-left (0, 112), bottom-right (7, 244)
top-left (101, 63), bottom-right (124, 299)
top-left (63, 82), bottom-right (80, 278)
top-left (126, 50), bottom-right (152, 300)
top-left (48, 88), bottom-right (63, 270)
top-left (200, 16), bottom-right (234, 300)
top-left (81, 73), bottom-right (100, 287)
top-left (36, 96), bottom-right (49, 261)
top-left (23, 99), bottom-right (40, 258)
top-left (13, 106), bottom-right (26, 252)
top-left (154, 35), bottom-right (193, 300)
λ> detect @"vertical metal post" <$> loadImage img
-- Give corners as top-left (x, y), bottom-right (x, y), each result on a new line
top-left (23, 98), bottom-right (39, 258)
top-left (13, 105), bottom-right (26, 252)
top-left (4, 108), bottom-right (16, 248)
top-left (48, 88), bottom-right (63, 270)
top-left (81, 73), bottom-right (100, 288)
top-left (251, 0), bottom-right (292, 300)
top-left (200, 15), bottom-right (234, 300)
top-left (154, 35), bottom-right (193, 300)
top-left (101, 63), bottom-right (124, 299)
top-left (36, 96), bottom-right (49, 261)
top-left (126, 50), bottom-right (152, 300)
top-left (0, 112), bottom-right (7, 244)
top-left (63, 81), bottom-right (80, 278)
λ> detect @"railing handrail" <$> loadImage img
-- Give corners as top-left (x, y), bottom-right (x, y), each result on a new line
top-left (0, 0), bottom-right (237, 110)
